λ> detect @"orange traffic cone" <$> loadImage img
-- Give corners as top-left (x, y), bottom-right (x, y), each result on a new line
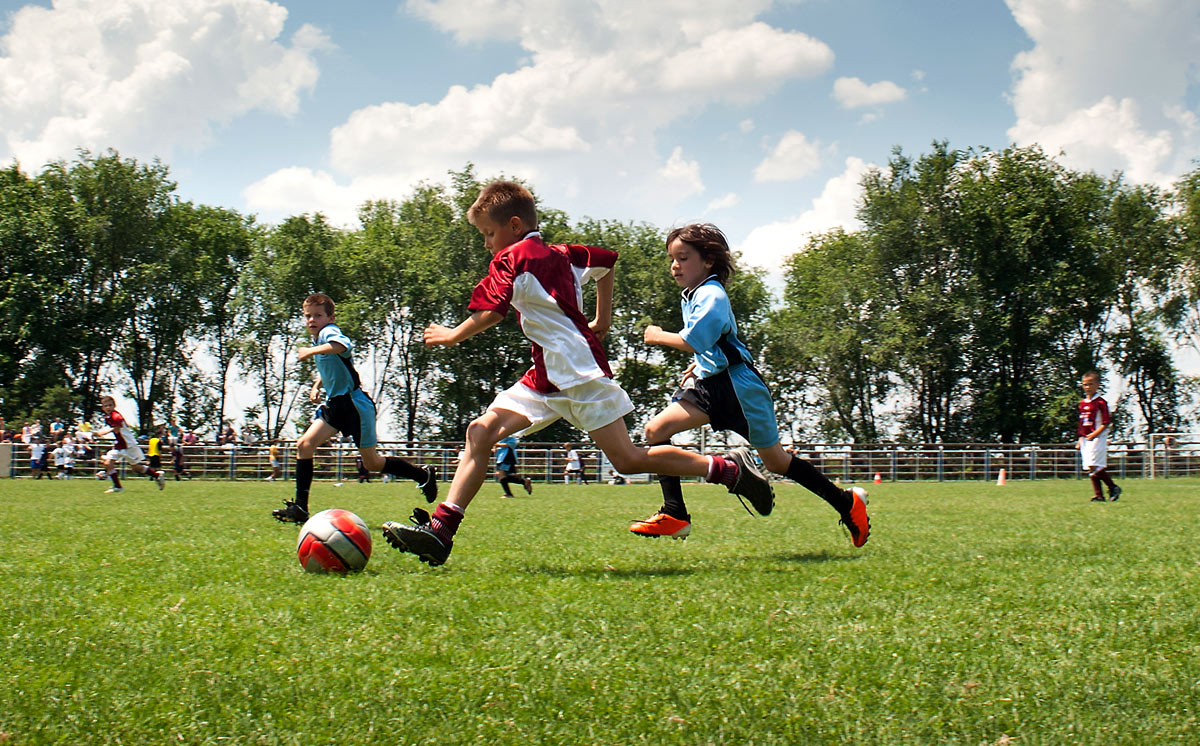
top-left (873, 473), bottom-right (882, 484)
top-left (997, 468), bottom-right (1007, 486)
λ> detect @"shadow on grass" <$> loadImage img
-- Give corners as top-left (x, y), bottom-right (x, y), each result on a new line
top-left (773, 550), bottom-right (855, 564)
top-left (527, 565), bottom-right (697, 578)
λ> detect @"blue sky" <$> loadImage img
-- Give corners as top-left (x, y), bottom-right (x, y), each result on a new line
top-left (3, 0), bottom-right (1197, 279)
top-left (2, 0), bottom-right (1199, 432)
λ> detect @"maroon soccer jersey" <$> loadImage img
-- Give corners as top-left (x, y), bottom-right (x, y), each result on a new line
top-left (468, 233), bottom-right (617, 394)
top-left (1078, 395), bottom-right (1110, 437)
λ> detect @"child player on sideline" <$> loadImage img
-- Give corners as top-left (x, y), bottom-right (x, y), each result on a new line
top-left (95, 395), bottom-right (165, 493)
top-left (271, 293), bottom-right (438, 523)
top-left (1078, 370), bottom-right (1121, 502)
top-left (630, 223), bottom-right (870, 546)
top-left (381, 181), bottom-right (774, 566)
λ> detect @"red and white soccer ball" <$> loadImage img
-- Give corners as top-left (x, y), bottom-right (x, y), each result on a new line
top-left (297, 509), bottom-right (372, 573)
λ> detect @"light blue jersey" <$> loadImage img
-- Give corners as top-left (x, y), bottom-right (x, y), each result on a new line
top-left (679, 277), bottom-right (755, 378)
top-left (314, 323), bottom-right (358, 397)
top-left (677, 276), bottom-right (779, 449)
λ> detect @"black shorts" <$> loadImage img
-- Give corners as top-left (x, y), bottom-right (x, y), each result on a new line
top-left (675, 369), bottom-right (753, 441)
top-left (315, 389), bottom-right (377, 448)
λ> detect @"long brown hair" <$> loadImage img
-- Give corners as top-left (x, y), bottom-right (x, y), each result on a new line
top-left (666, 223), bottom-right (736, 285)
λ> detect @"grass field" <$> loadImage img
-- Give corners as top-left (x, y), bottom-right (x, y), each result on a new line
top-left (0, 476), bottom-right (1196, 745)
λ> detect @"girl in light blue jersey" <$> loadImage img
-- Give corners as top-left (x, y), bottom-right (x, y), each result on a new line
top-left (632, 223), bottom-right (871, 546)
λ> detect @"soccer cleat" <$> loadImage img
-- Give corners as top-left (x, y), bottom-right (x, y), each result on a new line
top-left (381, 508), bottom-right (452, 567)
top-left (272, 500), bottom-right (309, 524)
top-left (523, 477), bottom-right (533, 495)
top-left (418, 465), bottom-right (438, 503)
top-left (630, 512), bottom-right (691, 539)
top-left (1109, 485), bottom-right (1122, 501)
top-left (156, 473), bottom-right (165, 490)
top-left (839, 486), bottom-right (871, 548)
top-left (1090, 495), bottom-right (1106, 502)
top-left (104, 487), bottom-right (124, 494)
top-left (725, 447), bottom-right (775, 516)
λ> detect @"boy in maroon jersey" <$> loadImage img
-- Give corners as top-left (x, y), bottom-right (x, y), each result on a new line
top-left (1078, 371), bottom-right (1121, 502)
top-left (379, 180), bottom-right (773, 567)
top-left (94, 395), bottom-right (165, 493)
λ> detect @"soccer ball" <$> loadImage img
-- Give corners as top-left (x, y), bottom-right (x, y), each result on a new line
top-left (296, 509), bottom-right (372, 573)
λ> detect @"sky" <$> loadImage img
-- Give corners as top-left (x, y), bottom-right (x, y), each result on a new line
top-left (2, 0), bottom-right (1199, 433)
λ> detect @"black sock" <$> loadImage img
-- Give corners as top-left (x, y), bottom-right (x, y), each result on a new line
top-left (651, 441), bottom-right (689, 520)
top-left (786, 455), bottom-right (851, 513)
top-left (499, 476), bottom-right (515, 496)
top-left (295, 458), bottom-right (313, 511)
top-left (382, 456), bottom-right (426, 483)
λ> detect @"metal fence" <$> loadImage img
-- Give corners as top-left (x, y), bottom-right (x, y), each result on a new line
top-left (4, 437), bottom-right (1199, 481)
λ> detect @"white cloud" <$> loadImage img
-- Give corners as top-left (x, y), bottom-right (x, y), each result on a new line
top-left (0, 0), bottom-right (330, 169)
top-left (704, 192), bottom-right (740, 213)
top-left (247, 2), bottom-right (834, 222)
top-left (739, 119), bottom-right (755, 134)
top-left (753, 130), bottom-right (821, 182)
top-left (1005, 0), bottom-right (1200, 184)
top-left (832, 76), bottom-right (907, 108)
top-left (656, 147), bottom-right (704, 198)
top-left (740, 156), bottom-right (871, 276)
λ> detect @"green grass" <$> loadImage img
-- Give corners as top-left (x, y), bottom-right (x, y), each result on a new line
top-left (1, 476), bottom-right (1197, 745)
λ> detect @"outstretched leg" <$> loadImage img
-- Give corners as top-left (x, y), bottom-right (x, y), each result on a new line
top-left (760, 444), bottom-right (870, 547)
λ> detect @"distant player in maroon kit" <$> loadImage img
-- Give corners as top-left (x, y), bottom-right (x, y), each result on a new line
top-left (1078, 371), bottom-right (1121, 502)
top-left (94, 395), bottom-right (165, 493)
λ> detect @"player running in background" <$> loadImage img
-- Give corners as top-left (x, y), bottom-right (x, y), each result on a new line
top-left (631, 223), bottom-right (870, 545)
top-left (381, 181), bottom-right (773, 566)
top-left (494, 435), bottom-right (533, 497)
top-left (271, 293), bottom-right (437, 524)
top-left (94, 395), bottom-right (165, 493)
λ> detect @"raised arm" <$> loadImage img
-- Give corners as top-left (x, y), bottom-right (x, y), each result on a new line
top-left (425, 310), bottom-right (505, 347)
top-left (644, 324), bottom-right (696, 354)
top-left (590, 269), bottom-right (614, 341)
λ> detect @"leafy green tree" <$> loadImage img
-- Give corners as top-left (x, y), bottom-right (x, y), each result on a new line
top-left (957, 146), bottom-right (1113, 441)
top-left (187, 205), bottom-right (257, 432)
top-left (858, 144), bottom-right (971, 441)
top-left (0, 163), bottom-right (62, 418)
top-left (772, 230), bottom-right (891, 442)
top-left (1165, 165), bottom-right (1200, 371)
top-left (237, 214), bottom-right (344, 439)
top-left (36, 150), bottom-right (178, 421)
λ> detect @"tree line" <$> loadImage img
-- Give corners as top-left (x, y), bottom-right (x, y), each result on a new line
top-left (2, 145), bottom-right (1198, 444)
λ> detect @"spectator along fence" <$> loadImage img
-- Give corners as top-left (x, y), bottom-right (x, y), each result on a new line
top-left (3, 434), bottom-right (1199, 482)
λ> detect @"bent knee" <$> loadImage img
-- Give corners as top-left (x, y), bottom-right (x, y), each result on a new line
top-left (464, 419), bottom-right (500, 448)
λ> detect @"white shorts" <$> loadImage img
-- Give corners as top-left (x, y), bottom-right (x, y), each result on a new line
top-left (105, 446), bottom-right (146, 465)
top-left (489, 378), bottom-right (634, 436)
top-left (1079, 435), bottom-right (1107, 471)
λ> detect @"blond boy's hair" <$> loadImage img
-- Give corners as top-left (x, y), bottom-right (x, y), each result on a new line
top-left (468, 181), bottom-right (538, 230)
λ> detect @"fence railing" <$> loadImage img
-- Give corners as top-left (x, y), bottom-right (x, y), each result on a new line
top-left (4, 439), bottom-right (1199, 481)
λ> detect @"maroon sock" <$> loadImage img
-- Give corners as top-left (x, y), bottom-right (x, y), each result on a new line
top-left (1089, 473), bottom-right (1103, 497)
top-left (109, 471), bottom-right (122, 488)
top-left (705, 456), bottom-right (738, 488)
top-left (430, 503), bottom-right (463, 542)
top-left (1096, 468), bottom-right (1116, 489)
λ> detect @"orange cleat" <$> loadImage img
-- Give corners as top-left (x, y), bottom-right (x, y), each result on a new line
top-left (630, 512), bottom-right (691, 539)
top-left (839, 487), bottom-right (871, 547)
